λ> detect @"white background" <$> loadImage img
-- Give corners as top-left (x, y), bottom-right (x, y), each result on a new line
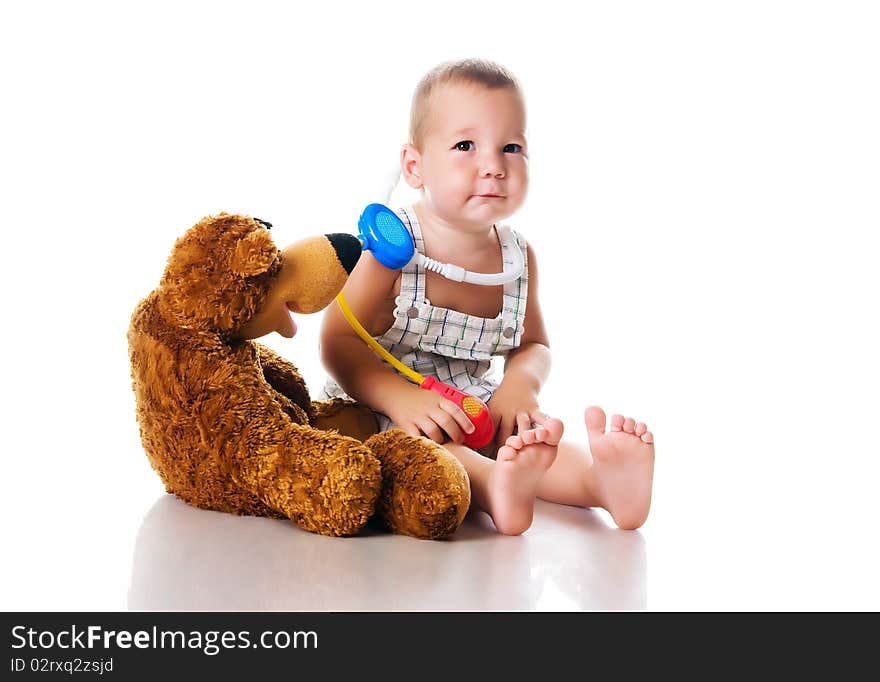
top-left (1, 1), bottom-right (878, 610)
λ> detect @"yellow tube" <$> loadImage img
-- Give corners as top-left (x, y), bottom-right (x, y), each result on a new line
top-left (335, 292), bottom-right (424, 386)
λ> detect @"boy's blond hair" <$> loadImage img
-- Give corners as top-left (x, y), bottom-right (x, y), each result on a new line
top-left (409, 58), bottom-right (522, 148)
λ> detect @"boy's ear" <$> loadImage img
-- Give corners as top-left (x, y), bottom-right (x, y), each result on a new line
top-left (401, 144), bottom-right (423, 189)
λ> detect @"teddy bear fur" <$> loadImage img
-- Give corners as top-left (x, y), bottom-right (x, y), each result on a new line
top-left (128, 213), bottom-right (470, 539)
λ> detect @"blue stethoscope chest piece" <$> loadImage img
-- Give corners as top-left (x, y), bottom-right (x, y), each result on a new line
top-left (357, 203), bottom-right (414, 270)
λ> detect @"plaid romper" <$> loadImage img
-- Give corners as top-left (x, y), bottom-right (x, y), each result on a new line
top-left (322, 205), bottom-right (529, 431)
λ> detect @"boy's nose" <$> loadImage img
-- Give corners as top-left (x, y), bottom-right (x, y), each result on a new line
top-left (479, 162), bottom-right (505, 178)
top-left (478, 150), bottom-right (505, 178)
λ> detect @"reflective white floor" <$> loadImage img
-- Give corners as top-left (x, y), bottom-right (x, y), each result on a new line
top-left (128, 496), bottom-right (646, 611)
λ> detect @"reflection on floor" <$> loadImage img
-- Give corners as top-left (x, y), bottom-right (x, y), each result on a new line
top-left (129, 495), bottom-right (646, 611)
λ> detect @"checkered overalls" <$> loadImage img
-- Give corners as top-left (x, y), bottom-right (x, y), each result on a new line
top-left (322, 205), bottom-right (529, 430)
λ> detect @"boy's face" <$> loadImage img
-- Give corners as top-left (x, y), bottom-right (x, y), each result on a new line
top-left (404, 82), bottom-right (528, 230)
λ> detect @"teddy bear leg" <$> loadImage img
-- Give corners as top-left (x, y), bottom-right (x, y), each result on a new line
top-left (364, 430), bottom-right (471, 540)
top-left (311, 399), bottom-right (379, 442)
top-left (252, 429), bottom-right (383, 537)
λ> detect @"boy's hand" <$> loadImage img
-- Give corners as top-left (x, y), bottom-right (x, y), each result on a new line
top-left (488, 381), bottom-right (544, 448)
top-left (385, 384), bottom-right (476, 445)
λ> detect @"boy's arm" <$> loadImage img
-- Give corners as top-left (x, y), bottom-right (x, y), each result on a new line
top-left (320, 251), bottom-right (409, 411)
top-left (491, 241), bottom-right (553, 445)
top-left (320, 252), bottom-right (475, 443)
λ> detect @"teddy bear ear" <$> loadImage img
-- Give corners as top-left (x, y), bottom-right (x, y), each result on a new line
top-left (231, 228), bottom-right (278, 277)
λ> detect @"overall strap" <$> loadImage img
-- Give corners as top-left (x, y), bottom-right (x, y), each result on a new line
top-left (498, 224), bottom-right (530, 348)
top-left (395, 206), bottom-right (426, 308)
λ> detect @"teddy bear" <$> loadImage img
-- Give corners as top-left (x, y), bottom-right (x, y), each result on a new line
top-left (128, 212), bottom-right (470, 539)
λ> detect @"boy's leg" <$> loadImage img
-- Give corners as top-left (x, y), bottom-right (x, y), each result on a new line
top-left (535, 407), bottom-right (654, 530)
top-left (445, 416), bottom-right (563, 536)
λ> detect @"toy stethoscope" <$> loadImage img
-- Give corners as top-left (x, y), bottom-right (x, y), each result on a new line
top-left (336, 203), bottom-right (524, 449)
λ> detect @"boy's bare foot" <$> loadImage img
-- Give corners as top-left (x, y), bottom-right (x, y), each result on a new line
top-left (585, 406), bottom-right (655, 530)
top-left (488, 417), bottom-right (564, 535)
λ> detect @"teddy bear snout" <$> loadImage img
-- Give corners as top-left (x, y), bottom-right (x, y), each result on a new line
top-left (326, 233), bottom-right (362, 274)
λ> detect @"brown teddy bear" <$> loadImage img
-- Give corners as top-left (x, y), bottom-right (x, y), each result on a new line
top-left (128, 213), bottom-right (470, 539)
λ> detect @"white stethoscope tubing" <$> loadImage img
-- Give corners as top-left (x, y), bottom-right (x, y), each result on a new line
top-left (411, 242), bottom-right (524, 285)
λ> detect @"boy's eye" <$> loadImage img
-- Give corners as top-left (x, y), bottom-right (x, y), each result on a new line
top-left (454, 141), bottom-right (474, 151)
top-left (503, 143), bottom-right (523, 154)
